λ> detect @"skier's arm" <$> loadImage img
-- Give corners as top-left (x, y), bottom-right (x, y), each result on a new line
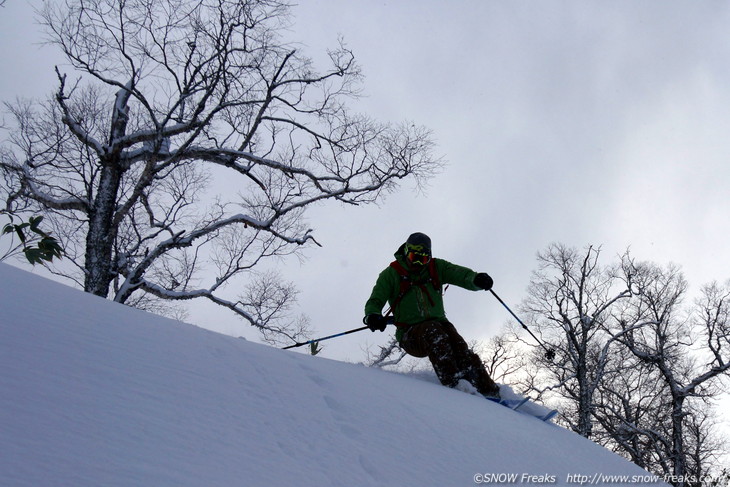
top-left (437, 259), bottom-right (485, 291)
top-left (364, 267), bottom-right (398, 316)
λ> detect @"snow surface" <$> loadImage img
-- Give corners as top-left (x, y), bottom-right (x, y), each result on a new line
top-left (0, 263), bottom-right (668, 486)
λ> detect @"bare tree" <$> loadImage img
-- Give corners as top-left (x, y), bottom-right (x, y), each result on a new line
top-left (0, 0), bottom-right (440, 344)
top-left (521, 246), bottom-right (730, 483)
top-left (616, 263), bottom-right (730, 485)
top-left (682, 403), bottom-right (728, 484)
top-left (490, 244), bottom-right (730, 482)
top-left (520, 243), bottom-right (633, 438)
top-left (591, 337), bottom-right (681, 475)
top-left (365, 337), bottom-right (407, 368)
top-left (474, 325), bottom-right (528, 384)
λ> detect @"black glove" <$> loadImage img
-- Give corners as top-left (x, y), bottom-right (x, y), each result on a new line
top-left (364, 313), bottom-right (388, 332)
top-left (474, 272), bottom-right (494, 291)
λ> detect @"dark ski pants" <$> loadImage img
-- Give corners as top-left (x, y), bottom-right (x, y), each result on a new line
top-left (399, 320), bottom-right (499, 397)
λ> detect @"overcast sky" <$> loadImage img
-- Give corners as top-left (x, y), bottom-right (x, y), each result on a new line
top-left (3, 2), bottom-right (730, 364)
top-left (286, 0), bottom-right (730, 361)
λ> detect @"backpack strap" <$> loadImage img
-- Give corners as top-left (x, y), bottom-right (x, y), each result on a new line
top-left (389, 260), bottom-right (412, 313)
top-left (426, 258), bottom-right (441, 291)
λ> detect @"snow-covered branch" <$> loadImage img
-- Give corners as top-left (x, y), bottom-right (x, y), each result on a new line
top-left (2, 0), bottom-right (440, 345)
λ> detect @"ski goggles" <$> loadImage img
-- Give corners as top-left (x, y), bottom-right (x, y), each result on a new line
top-left (406, 250), bottom-right (431, 266)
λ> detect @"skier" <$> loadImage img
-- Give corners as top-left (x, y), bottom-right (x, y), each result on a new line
top-left (364, 232), bottom-right (501, 398)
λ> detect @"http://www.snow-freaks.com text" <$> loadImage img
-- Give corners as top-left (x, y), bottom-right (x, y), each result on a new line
top-left (473, 471), bottom-right (726, 485)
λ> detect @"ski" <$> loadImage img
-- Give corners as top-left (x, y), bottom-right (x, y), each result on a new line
top-left (454, 381), bottom-right (559, 422)
top-left (540, 409), bottom-right (559, 422)
top-left (484, 388), bottom-right (559, 422)
top-left (488, 396), bottom-right (558, 422)
top-left (485, 396), bottom-right (529, 411)
top-left (510, 397), bottom-right (558, 421)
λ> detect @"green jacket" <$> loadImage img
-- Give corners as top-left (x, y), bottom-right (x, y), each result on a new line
top-left (364, 244), bottom-right (482, 341)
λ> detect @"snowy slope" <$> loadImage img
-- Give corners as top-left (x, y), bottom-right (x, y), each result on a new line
top-left (0, 263), bottom-right (667, 487)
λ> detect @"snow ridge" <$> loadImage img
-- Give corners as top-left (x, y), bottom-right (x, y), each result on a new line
top-left (0, 263), bottom-right (666, 486)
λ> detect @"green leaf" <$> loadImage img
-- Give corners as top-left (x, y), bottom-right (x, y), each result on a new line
top-left (23, 248), bottom-right (43, 265)
top-left (38, 237), bottom-right (63, 259)
top-left (15, 227), bottom-right (27, 244)
top-left (29, 216), bottom-right (43, 231)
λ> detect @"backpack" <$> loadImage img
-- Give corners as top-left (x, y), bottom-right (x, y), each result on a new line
top-left (388, 259), bottom-right (442, 316)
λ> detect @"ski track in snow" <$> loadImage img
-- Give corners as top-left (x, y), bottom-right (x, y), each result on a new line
top-left (0, 263), bottom-right (667, 486)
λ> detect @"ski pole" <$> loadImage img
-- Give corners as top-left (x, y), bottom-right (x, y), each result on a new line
top-left (282, 317), bottom-right (396, 350)
top-left (282, 326), bottom-right (369, 350)
top-left (281, 316), bottom-right (394, 350)
top-left (490, 289), bottom-right (556, 361)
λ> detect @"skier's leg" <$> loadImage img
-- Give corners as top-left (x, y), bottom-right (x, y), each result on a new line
top-left (400, 321), bottom-right (461, 388)
top-left (440, 321), bottom-right (500, 397)
top-left (399, 323), bottom-right (429, 358)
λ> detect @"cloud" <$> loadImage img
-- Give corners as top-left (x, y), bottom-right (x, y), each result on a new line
top-left (3, 0), bottom-right (730, 360)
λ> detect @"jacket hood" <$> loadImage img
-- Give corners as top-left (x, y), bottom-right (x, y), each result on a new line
top-left (394, 242), bottom-right (414, 265)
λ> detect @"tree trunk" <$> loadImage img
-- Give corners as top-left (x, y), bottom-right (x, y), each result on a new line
top-left (671, 396), bottom-right (687, 486)
top-left (577, 365), bottom-right (593, 438)
top-left (83, 83), bottom-right (130, 297)
top-left (83, 163), bottom-right (121, 297)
